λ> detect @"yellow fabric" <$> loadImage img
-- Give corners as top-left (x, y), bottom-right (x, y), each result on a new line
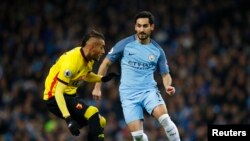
top-left (98, 134), bottom-right (104, 138)
top-left (99, 115), bottom-right (106, 128)
top-left (43, 47), bottom-right (102, 100)
top-left (84, 72), bottom-right (102, 82)
top-left (54, 81), bottom-right (70, 117)
top-left (84, 106), bottom-right (99, 119)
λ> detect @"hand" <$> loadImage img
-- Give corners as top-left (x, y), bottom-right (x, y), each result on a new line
top-left (65, 116), bottom-right (80, 136)
top-left (101, 73), bottom-right (120, 82)
top-left (166, 86), bottom-right (175, 95)
top-left (92, 88), bottom-right (102, 101)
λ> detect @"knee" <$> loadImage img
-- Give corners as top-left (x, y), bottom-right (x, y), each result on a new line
top-left (84, 106), bottom-right (99, 119)
top-left (99, 115), bottom-right (106, 128)
top-left (84, 106), bottom-right (106, 128)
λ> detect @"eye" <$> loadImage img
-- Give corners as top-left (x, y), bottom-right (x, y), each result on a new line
top-left (136, 24), bottom-right (141, 28)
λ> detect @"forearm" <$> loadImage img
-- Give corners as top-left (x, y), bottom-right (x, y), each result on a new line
top-left (55, 82), bottom-right (70, 118)
top-left (84, 72), bottom-right (102, 82)
top-left (94, 58), bottom-right (112, 88)
top-left (162, 73), bottom-right (172, 89)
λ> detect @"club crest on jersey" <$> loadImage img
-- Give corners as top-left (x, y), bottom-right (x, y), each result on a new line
top-left (64, 69), bottom-right (72, 78)
top-left (148, 54), bottom-right (155, 61)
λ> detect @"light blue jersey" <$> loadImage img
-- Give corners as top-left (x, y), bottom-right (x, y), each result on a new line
top-left (107, 35), bottom-right (169, 99)
top-left (107, 35), bottom-right (170, 123)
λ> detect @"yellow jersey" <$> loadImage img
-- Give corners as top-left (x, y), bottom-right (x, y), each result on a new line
top-left (43, 47), bottom-right (102, 100)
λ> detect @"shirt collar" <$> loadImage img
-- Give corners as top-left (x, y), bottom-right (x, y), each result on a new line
top-left (80, 48), bottom-right (89, 62)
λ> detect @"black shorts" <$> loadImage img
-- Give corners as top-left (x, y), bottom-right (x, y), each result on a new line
top-left (45, 94), bottom-right (89, 128)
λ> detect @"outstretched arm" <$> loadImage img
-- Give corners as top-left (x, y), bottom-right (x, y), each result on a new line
top-left (92, 58), bottom-right (113, 100)
top-left (162, 73), bottom-right (176, 95)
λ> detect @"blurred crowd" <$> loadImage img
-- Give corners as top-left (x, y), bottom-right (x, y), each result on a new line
top-left (0, 0), bottom-right (249, 141)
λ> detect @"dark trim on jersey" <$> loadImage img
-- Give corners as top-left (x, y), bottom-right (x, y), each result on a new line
top-left (57, 78), bottom-right (69, 85)
top-left (150, 39), bottom-right (162, 49)
top-left (133, 34), bottom-right (136, 40)
top-left (80, 48), bottom-right (89, 62)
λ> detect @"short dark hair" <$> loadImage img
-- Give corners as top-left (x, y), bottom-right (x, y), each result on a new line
top-left (134, 11), bottom-right (155, 25)
top-left (81, 29), bottom-right (105, 47)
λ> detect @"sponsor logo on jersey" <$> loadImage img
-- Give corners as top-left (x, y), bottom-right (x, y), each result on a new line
top-left (128, 61), bottom-right (154, 70)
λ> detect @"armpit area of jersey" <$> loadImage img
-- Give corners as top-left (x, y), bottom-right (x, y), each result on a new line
top-left (64, 93), bottom-right (77, 97)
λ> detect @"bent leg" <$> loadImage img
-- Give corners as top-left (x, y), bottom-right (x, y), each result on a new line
top-left (87, 114), bottom-right (106, 141)
top-left (152, 105), bottom-right (180, 141)
top-left (121, 93), bottom-right (149, 141)
top-left (85, 106), bottom-right (104, 141)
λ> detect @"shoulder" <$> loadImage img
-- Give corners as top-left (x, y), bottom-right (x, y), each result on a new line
top-left (115, 35), bottom-right (136, 47)
top-left (69, 47), bottom-right (81, 54)
top-left (150, 39), bottom-right (165, 53)
top-left (62, 47), bottom-right (81, 64)
top-left (63, 47), bottom-right (81, 56)
top-left (150, 39), bottom-right (162, 49)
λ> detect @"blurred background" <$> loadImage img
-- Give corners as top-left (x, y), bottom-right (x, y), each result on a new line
top-left (0, 0), bottom-right (249, 141)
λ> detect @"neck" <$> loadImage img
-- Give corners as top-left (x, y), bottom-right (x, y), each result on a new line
top-left (81, 47), bottom-right (90, 62)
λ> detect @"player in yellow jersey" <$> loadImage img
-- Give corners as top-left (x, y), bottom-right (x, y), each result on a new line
top-left (43, 29), bottom-right (118, 141)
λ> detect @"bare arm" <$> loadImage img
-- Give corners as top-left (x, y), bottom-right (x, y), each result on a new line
top-left (92, 58), bottom-right (113, 100)
top-left (162, 73), bottom-right (176, 95)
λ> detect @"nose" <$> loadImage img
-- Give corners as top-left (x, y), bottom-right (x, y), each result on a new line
top-left (139, 27), bottom-right (144, 32)
top-left (102, 48), bottom-right (105, 54)
top-left (100, 48), bottom-right (105, 55)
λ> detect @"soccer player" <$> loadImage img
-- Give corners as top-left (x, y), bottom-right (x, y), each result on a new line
top-left (92, 11), bottom-right (181, 141)
top-left (43, 29), bottom-right (118, 141)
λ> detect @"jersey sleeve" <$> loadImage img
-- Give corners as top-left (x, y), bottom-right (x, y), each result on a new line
top-left (84, 72), bottom-right (102, 82)
top-left (158, 48), bottom-right (170, 75)
top-left (106, 42), bottom-right (125, 62)
top-left (57, 56), bottom-right (78, 85)
top-left (54, 81), bottom-right (70, 117)
top-left (106, 36), bottom-right (134, 62)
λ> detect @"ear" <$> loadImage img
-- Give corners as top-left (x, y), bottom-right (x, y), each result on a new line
top-left (151, 24), bottom-right (155, 31)
top-left (89, 45), bottom-right (94, 52)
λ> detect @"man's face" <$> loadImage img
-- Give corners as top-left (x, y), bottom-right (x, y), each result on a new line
top-left (89, 38), bottom-right (105, 61)
top-left (135, 18), bottom-right (154, 41)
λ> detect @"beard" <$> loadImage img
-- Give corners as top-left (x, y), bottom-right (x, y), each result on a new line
top-left (93, 56), bottom-right (99, 61)
top-left (94, 54), bottom-right (102, 61)
top-left (137, 32), bottom-right (149, 41)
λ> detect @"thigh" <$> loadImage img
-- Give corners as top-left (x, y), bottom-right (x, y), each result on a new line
top-left (45, 98), bottom-right (64, 119)
top-left (143, 90), bottom-right (166, 116)
top-left (45, 95), bottom-right (89, 127)
top-left (64, 95), bottom-right (89, 127)
top-left (121, 98), bottom-right (144, 124)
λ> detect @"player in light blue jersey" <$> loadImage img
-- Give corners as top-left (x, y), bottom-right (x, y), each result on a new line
top-left (92, 11), bottom-right (180, 141)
